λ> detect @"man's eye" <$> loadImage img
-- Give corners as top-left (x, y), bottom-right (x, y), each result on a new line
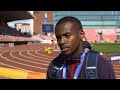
top-left (65, 34), bottom-right (70, 38)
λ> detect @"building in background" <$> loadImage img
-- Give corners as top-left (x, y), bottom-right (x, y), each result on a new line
top-left (28, 11), bottom-right (34, 35)
top-left (33, 11), bottom-right (120, 42)
top-left (15, 22), bottom-right (31, 34)
top-left (33, 11), bottom-right (53, 35)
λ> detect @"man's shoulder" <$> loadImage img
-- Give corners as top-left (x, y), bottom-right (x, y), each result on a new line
top-left (98, 55), bottom-right (112, 67)
top-left (82, 41), bottom-right (91, 45)
top-left (86, 50), bottom-right (111, 67)
top-left (98, 55), bottom-right (108, 62)
top-left (97, 55), bottom-right (115, 79)
top-left (50, 53), bottom-right (63, 66)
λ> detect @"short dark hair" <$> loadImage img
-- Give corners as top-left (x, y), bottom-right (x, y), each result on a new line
top-left (55, 16), bottom-right (83, 31)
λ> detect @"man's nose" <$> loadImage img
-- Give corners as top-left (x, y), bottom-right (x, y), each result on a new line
top-left (59, 36), bottom-right (66, 44)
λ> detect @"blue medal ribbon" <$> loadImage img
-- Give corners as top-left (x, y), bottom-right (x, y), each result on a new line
top-left (63, 50), bottom-right (86, 79)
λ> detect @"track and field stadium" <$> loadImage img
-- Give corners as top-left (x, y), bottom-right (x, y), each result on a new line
top-left (0, 11), bottom-right (119, 79)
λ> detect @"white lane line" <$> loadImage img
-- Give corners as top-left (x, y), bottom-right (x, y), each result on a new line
top-left (0, 51), bottom-right (47, 70)
top-left (36, 51), bottom-right (55, 59)
top-left (10, 51), bottom-right (49, 66)
top-left (19, 51), bottom-right (50, 63)
top-left (36, 50), bottom-right (55, 59)
top-left (36, 47), bottom-right (55, 59)
top-left (114, 70), bottom-right (120, 73)
top-left (28, 51), bottom-right (53, 61)
top-left (0, 61), bottom-right (35, 72)
top-left (113, 67), bottom-right (120, 70)
top-left (112, 65), bottom-right (120, 67)
top-left (115, 75), bottom-right (120, 77)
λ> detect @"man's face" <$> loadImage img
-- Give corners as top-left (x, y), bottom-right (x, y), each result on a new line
top-left (55, 22), bottom-right (82, 56)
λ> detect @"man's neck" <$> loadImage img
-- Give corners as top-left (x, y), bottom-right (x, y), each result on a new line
top-left (63, 47), bottom-right (83, 60)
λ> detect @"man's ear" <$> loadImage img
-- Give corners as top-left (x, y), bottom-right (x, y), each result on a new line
top-left (79, 31), bottom-right (84, 40)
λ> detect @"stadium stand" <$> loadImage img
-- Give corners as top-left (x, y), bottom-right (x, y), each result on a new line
top-left (0, 11), bottom-right (49, 79)
top-left (84, 28), bottom-right (120, 42)
top-left (102, 29), bottom-right (117, 41)
top-left (84, 29), bottom-right (100, 42)
top-left (0, 11), bottom-right (35, 22)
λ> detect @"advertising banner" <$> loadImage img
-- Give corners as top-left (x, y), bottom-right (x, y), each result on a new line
top-left (110, 54), bottom-right (120, 62)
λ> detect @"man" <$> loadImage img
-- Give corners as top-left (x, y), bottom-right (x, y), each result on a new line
top-left (46, 16), bottom-right (115, 79)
